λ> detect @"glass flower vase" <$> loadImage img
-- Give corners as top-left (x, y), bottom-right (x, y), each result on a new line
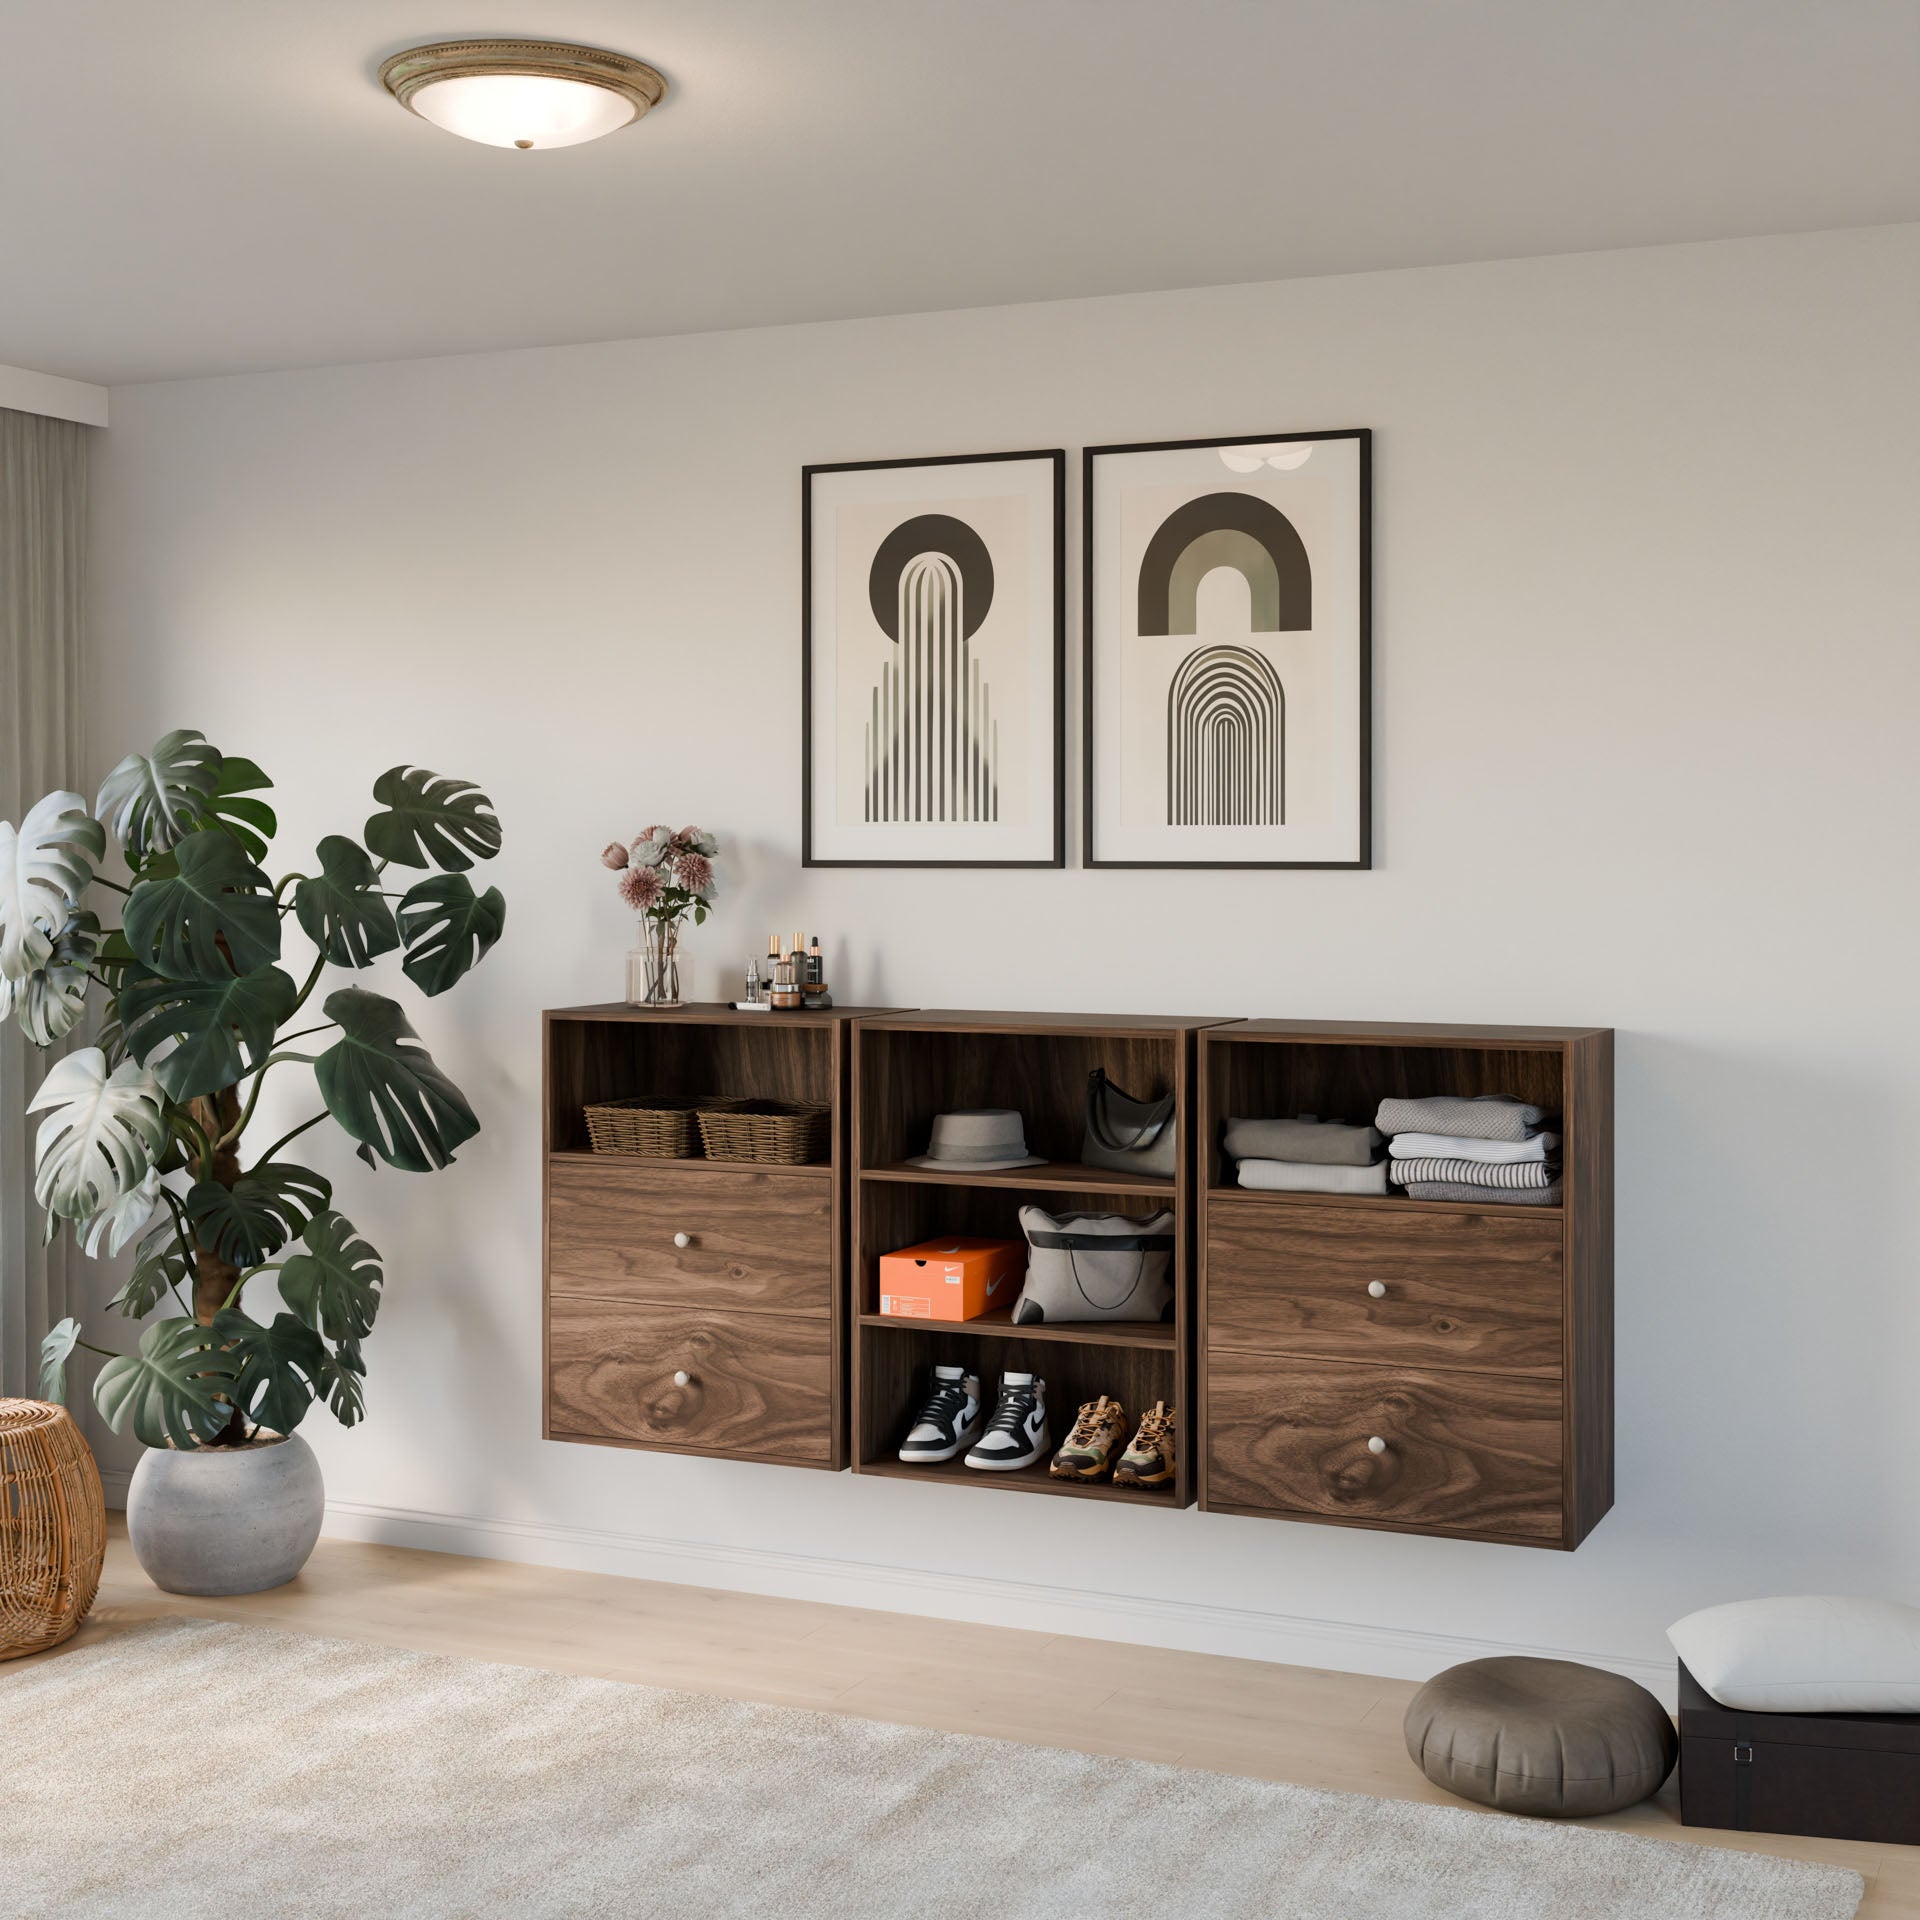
top-left (626, 923), bottom-right (682, 1008)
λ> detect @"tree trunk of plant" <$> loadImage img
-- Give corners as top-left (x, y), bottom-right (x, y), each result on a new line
top-left (189, 1085), bottom-right (250, 1445)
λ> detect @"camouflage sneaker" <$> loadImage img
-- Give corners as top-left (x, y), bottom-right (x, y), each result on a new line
top-left (1113, 1402), bottom-right (1176, 1489)
top-left (1048, 1395), bottom-right (1127, 1481)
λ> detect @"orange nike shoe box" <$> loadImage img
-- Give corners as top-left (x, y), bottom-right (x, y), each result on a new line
top-left (878, 1237), bottom-right (1025, 1322)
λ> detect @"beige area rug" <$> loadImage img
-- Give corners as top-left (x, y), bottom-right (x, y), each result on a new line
top-left (3, 1619), bottom-right (1862, 1920)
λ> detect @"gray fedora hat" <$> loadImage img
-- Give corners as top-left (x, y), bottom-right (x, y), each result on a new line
top-left (906, 1109), bottom-right (1045, 1172)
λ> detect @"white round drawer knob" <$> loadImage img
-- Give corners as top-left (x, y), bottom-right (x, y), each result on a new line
top-left (672, 1370), bottom-right (692, 1388)
top-left (1367, 1281), bottom-right (1388, 1299)
top-left (1367, 1435), bottom-right (1389, 1455)
top-left (673, 1231), bottom-right (692, 1249)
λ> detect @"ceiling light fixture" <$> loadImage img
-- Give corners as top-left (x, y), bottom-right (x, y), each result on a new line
top-left (379, 40), bottom-right (667, 151)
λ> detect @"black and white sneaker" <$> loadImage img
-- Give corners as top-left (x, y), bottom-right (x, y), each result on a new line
top-left (898, 1365), bottom-right (982, 1463)
top-left (964, 1372), bottom-right (1049, 1471)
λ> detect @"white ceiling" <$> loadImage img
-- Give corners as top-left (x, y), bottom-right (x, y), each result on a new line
top-left (4, 0), bottom-right (1915, 386)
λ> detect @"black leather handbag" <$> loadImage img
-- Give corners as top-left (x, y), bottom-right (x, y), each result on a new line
top-left (1082, 1068), bottom-right (1177, 1180)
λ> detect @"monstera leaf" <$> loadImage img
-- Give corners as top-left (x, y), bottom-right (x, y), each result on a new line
top-left (28, 1047), bottom-right (167, 1221)
top-left (39, 1317), bottom-right (81, 1405)
top-left (123, 830), bottom-right (281, 981)
top-left (187, 1161), bottom-right (331, 1267)
top-left (0, 790), bottom-right (105, 982)
top-left (314, 988), bottom-right (478, 1172)
top-left (292, 835), bottom-right (398, 968)
top-left (95, 729), bottom-right (223, 868)
top-left (198, 754), bottom-right (277, 864)
top-left (108, 1222), bottom-right (194, 1318)
top-left (397, 873), bottom-right (505, 996)
top-left (279, 1209), bottom-right (383, 1344)
top-left (363, 767), bottom-right (501, 872)
top-left (120, 963), bottom-right (298, 1100)
top-left (1, 906), bottom-right (99, 1047)
top-left (213, 1308), bottom-right (325, 1437)
top-left (78, 1166), bottom-right (162, 1260)
top-left (311, 1339), bottom-right (367, 1427)
top-left (94, 1317), bottom-right (238, 1451)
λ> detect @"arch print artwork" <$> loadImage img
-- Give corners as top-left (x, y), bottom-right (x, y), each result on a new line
top-left (861, 512), bottom-right (1001, 825)
top-left (804, 450), bottom-right (1064, 867)
top-left (1084, 430), bottom-right (1371, 869)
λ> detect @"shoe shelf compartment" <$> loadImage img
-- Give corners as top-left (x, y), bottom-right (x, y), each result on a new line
top-left (1196, 1021), bottom-right (1613, 1549)
top-left (855, 1324), bottom-right (1183, 1506)
top-left (850, 1011), bottom-right (1230, 1509)
top-left (542, 1003), bottom-right (902, 1472)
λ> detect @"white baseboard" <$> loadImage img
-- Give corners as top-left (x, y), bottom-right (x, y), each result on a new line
top-left (100, 1466), bottom-right (1670, 1697)
top-left (306, 1493), bottom-right (1673, 1700)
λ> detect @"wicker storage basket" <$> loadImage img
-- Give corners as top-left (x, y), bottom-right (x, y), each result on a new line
top-left (1, 1399), bottom-right (105, 1661)
top-left (584, 1094), bottom-right (755, 1157)
top-left (697, 1099), bottom-right (832, 1166)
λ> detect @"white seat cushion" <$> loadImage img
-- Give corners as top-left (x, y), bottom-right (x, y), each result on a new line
top-left (1668, 1596), bottom-right (1920, 1712)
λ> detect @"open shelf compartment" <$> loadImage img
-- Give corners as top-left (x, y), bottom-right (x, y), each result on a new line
top-left (1199, 1022), bottom-right (1571, 1203)
top-left (850, 1011), bottom-right (1225, 1508)
top-left (546, 1004), bottom-right (844, 1161)
top-left (856, 1321), bottom-right (1186, 1506)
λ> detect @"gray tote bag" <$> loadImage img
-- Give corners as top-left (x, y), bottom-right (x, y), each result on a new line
top-left (1011, 1206), bottom-right (1176, 1325)
top-left (1082, 1068), bottom-right (1177, 1181)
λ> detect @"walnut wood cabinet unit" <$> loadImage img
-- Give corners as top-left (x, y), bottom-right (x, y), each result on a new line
top-left (850, 1011), bottom-right (1234, 1508)
top-left (1197, 1021), bottom-right (1613, 1551)
top-left (542, 1004), bottom-right (901, 1471)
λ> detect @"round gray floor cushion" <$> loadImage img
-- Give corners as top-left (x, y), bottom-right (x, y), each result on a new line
top-left (1404, 1656), bottom-right (1677, 1817)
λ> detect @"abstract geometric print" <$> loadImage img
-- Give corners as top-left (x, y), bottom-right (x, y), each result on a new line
top-left (1137, 491), bottom-right (1312, 826)
top-left (1166, 645), bottom-right (1285, 824)
top-left (863, 513), bottom-right (1000, 823)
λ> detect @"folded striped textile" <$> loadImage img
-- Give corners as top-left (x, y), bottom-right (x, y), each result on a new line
top-left (1391, 1156), bottom-right (1556, 1190)
top-left (1388, 1130), bottom-right (1559, 1165)
top-left (1237, 1157), bottom-right (1390, 1196)
top-left (1224, 1116), bottom-right (1381, 1167)
top-left (1375, 1094), bottom-right (1548, 1143)
top-left (1403, 1179), bottom-right (1562, 1207)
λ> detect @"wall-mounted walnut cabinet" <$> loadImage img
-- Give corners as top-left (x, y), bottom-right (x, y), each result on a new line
top-left (540, 1007), bottom-right (1615, 1551)
top-left (542, 1003), bottom-right (899, 1471)
top-left (1197, 1021), bottom-right (1613, 1551)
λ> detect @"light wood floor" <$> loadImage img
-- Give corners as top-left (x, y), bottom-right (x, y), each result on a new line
top-left (58, 1519), bottom-right (1915, 1915)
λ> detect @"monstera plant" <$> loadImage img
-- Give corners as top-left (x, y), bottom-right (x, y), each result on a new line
top-left (6, 729), bottom-right (503, 1456)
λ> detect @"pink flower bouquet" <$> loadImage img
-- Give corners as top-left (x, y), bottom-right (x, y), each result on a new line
top-left (605, 825), bottom-right (719, 1006)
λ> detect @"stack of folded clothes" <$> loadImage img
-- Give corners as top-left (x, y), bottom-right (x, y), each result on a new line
top-left (1375, 1094), bottom-right (1561, 1205)
top-left (1224, 1115), bottom-right (1387, 1194)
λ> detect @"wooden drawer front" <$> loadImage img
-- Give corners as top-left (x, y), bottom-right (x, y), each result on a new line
top-left (549, 1157), bottom-right (831, 1316)
top-left (1207, 1200), bottom-right (1563, 1374)
top-left (548, 1299), bottom-right (832, 1462)
top-left (1207, 1356), bottom-right (1565, 1542)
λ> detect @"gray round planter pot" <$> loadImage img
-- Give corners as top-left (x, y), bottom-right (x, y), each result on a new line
top-left (126, 1432), bottom-right (325, 1596)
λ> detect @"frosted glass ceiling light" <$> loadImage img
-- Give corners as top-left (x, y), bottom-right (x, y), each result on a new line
top-left (380, 41), bottom-right (666, 151)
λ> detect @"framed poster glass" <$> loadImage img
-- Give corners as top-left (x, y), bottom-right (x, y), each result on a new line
top-left (1084, 429), bottom-right (1370, 869)
top-left (804, 450), bottom-right (1064, 867)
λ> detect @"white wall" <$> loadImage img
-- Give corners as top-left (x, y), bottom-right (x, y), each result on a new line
top-left (0, 362), bottom-right (108, 426)
top-left (85, 223), bottom-right (1920, 1688)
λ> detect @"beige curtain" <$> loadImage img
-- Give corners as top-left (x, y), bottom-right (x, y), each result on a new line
top-left (0, 405), bottom-right (90, 1398)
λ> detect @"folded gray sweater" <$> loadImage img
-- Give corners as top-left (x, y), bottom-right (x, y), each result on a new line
top-left (1402, 1179), bottom-right (1563, 1207)
top-left (1223, 1116), bottom-right (1382, 1167)
top-left (1390, 1156), bottom-right (1556, 1190)
top-left (1237, 1157), bottom-right (1390, 1195)
top-left (1375, 1094), bottom-right (1549, 1143)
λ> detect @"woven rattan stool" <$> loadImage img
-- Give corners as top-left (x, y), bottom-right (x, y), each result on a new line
top-left (1, 1398), bottom-right (105, 1659)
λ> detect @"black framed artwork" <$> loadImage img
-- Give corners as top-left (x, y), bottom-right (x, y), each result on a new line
top-left (803, 449), bottom-right (1065, 867)
top-left (1083, 429), bottom-right (1371, 869)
